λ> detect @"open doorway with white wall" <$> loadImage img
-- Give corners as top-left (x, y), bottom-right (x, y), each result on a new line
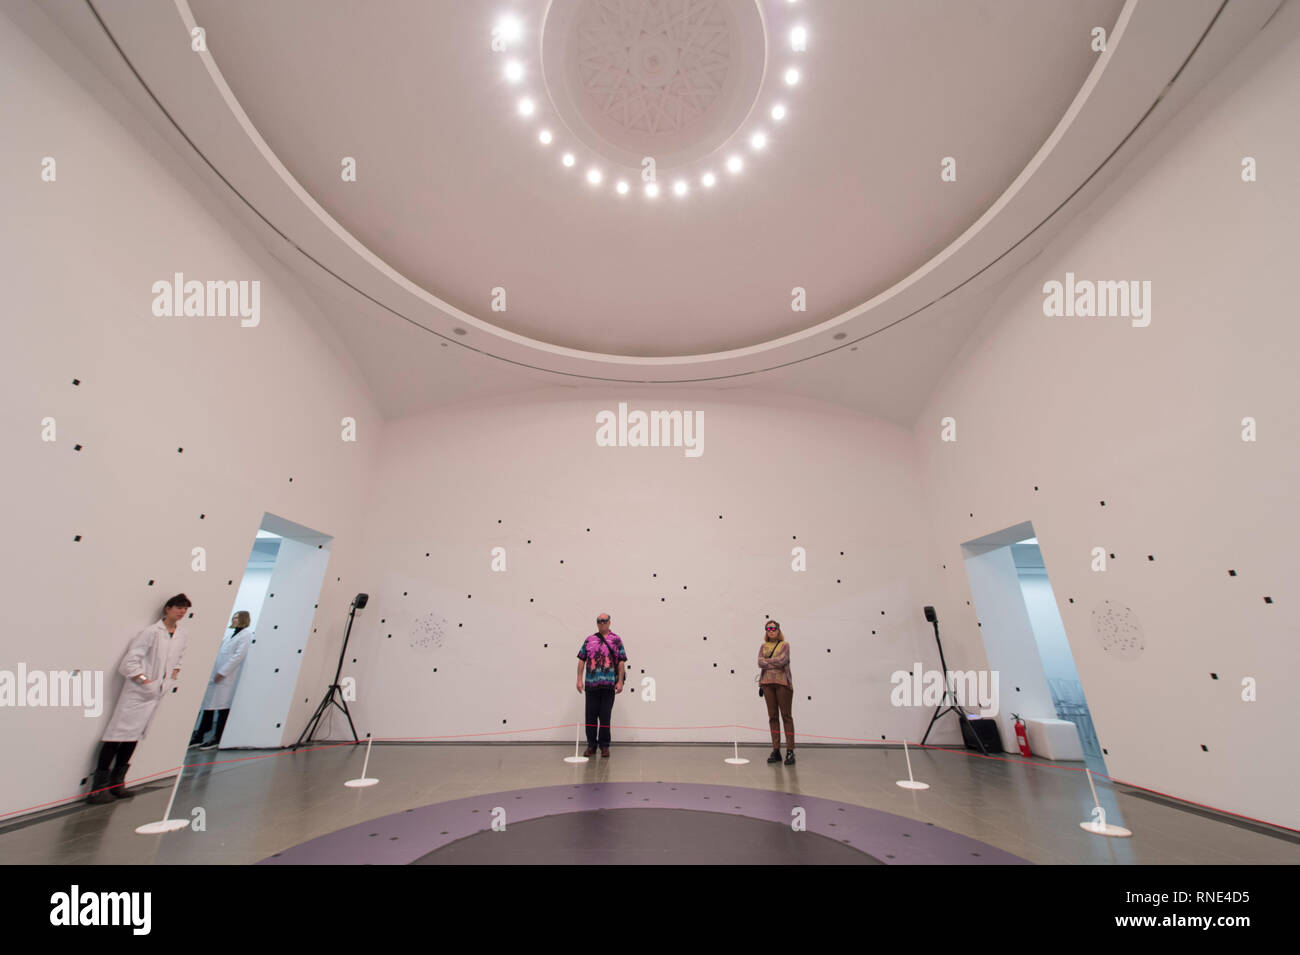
top-left (189, 513), bottom-right (332, 751)
top-left (962, 520), bottom-right (1106, 775)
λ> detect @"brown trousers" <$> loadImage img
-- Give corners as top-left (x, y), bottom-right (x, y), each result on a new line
top-left (761, 684), bottom-right (794, 749)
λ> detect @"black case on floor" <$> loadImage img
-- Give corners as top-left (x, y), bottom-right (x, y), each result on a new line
top-left (960, 717), bottom-right (1005, 753)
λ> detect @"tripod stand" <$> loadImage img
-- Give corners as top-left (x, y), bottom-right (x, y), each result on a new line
top-left (919, 606), bottom-right (988, 755)
top-left (294, 596), bottom-right (364, 749)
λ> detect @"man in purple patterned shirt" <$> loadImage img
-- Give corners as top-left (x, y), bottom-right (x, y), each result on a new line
top-left (575, 612), bottom-right (627, 757)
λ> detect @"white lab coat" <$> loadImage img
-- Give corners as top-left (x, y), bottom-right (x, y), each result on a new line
top-left (102, 619), bottom-right (188, 741)
top-left (201, 627), bottom-right (251, 710)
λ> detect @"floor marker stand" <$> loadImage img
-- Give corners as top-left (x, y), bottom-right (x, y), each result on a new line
top-left (564, 720), bottom-right (589, 763)
top-left (134, 767), bottom-right (191, 834)
top-left (724, 726), bottom-right (750, 765)
top-left (896, 740), bottom-right (930, 790)
top-left (344, 734), bottom-right (379, 788)
top-left (1079, 767), bottom-right (1131, 837)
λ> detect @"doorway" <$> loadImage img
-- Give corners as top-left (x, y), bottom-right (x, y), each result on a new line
top-left (962, 520), bottom-right (1106, 774)
top-left (190, 513), bottom-right (332, 750)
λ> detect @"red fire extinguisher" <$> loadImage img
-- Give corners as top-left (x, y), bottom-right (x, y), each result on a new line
top-left (1011, 713), bottom-right (1032, 757)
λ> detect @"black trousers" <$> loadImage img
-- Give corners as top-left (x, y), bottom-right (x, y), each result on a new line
top-left (192, 708), bottom-right (231, 744)
top-left (95, 740), bottom-right (137, 772)
top-left (584, 686), bottom-right (616, 747)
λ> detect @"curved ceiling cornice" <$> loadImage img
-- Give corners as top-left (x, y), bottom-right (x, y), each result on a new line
top-left (60, 0), bottom-right (1254, 387)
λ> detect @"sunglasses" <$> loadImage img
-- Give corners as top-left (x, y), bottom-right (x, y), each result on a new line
top-left (765, 626), bottom-right (778, 631)
top-left (597, 618), bottom-right (610, 623)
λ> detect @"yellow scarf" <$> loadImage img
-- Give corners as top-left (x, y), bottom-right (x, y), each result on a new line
top-left (762, 638), bottom-right (783, 658)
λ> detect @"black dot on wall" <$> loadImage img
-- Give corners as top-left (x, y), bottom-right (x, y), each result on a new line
top-left (1034, 486), bottom-right (1039, 491)
top-left (458, 623), bottom-right (463, 627)
top-left (527, 540), bottom-right (531, 544)
top-left (1102, 748), bottom-right (1108, 755)
top-left (1264, 596), bottom-right (1273, 604)
top-left (530, 598), bottom-right (534, 602)
top-left (702, 636), bottom-right (707, 641)
top-left (587, 528), bottom-right (590, 532)
top-left (730, 669), bottom-right (734, 674)
top-left (467, 595), bottom-right (471, 599)
top-left (1109, 553), bottom-right (1115, 559)
top-left (74, 535), bottom-right (81, 541)
top-left (73, 379), bottom-right (80, 385)
top-left (177, 448), bottom-right (183, 453)
top-left (718, 515), bottom-right (722, 519)
top-left (560, 560), bottom-right (564, 564)
top-left (826, 649), bottom-right (831, 653)
top-left (1148, 555), bottom-right (1154, 561)
top-left (147, 580), bottom-right (154, 586)
top-left (276, 723), bottom-right (281, 728)
top-left (1100, 501), bottom-right (1105, 506)
top-left (1228, 569), bottom-right (1236, 576)
top-left (274, 668), bottom-right (279, 673)
top-left (836, 579), bottom-right (841, 584)
top-left (1210, 673), bottom-right (1218, 680)
top-left (683, 585), bottom-right (687, 590)
top-left (498, 520), bottom-right (502, 523)
top-left (1201, 745), bottom-right (1208, 752)
top-left (1068, 598), bottom-right (1074, 604)
top-left (426, 553), bottom-right (429, 557)
top-left (713, 663), bottom-right (717, 667)
top-left (653, 573), bottom-right (657, 577)
top-left (502, 720), bottom-right (507, 724)
top-left (403, 592), bottom-right (407, 596)
top-left (73, 444), bottom-right (81, 451)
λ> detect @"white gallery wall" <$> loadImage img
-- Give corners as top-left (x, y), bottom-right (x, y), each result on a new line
top-left (0, 0), bottom-right (1296, 837)
top-left (915, 10), bottom-right (1300, 829)
top-left (0, 11), bottom-right (381, 818)
top-left (338, 388), bottom-right (952, 751)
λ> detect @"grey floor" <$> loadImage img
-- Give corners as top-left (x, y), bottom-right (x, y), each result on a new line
top-left (2, 743), bottom-right (1296, 864)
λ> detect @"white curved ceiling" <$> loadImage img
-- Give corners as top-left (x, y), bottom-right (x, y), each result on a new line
top-left (187, 0), bottom-right (1121, 357)
top-left (20, 0), bottom-right (1280, 422)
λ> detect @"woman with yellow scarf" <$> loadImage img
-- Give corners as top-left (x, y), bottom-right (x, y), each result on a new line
top-left (757, 620), bottom-right (795, 765)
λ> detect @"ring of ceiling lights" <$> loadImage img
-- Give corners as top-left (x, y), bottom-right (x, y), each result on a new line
top-left (494, 0), bottom-right (808, 201)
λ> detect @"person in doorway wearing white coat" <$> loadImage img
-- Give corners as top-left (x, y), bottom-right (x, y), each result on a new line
top-left (190, 611), bottom-right (252, 750)
top-left (86, 594), bottom-right (191, 804)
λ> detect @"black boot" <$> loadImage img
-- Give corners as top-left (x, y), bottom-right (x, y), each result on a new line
top-left (767, 748), bottom-right (781, 763)
top-left (108, 764), bottom-right (133, 799)
top-left (86, 769), bottom-right (116, 805)
top-left (783, 749), bottom-right (796, 766)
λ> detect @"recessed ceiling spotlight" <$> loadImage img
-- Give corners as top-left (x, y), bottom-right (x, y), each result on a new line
top-left (517, 97), bottom-right (535, 116)
top-left (504, 60), bottom-right (524, 82)
top-left (771, 104), bottom-right (786, 121)
top-left (833, 332), bottom-right (847, 340)
top-left (495, 15), bottom-right (522, 45)
top-left (701, 172), bottom-right (716, 187)
top-left (673, 180), bottom-right (688, 196)
top-left (538, 129), bottom-right (552, 145)
top-left (453, 327), bottom-right (468, 336)
top-left (790, 26), bottom-right (807, 51)
top-left (616, 181), bottom-right (629, 195)
top-left (645, 182), bottom-right (660, 198)
top-left (562, 153), bottom-right (575, 167)
top-left (784, 68), bottom-right (800, 86)
top-left (726, 155), bottom-right (743, 173)
top-left (587, 168), bottom-right (602, 185)
top-left (750, 132), bottom-right (767, 150)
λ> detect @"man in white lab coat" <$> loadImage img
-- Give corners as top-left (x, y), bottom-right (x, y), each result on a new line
top-left (190, 610), bottom-right (252, 750)
top-left (86, 594), bottom-right (191, 804)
